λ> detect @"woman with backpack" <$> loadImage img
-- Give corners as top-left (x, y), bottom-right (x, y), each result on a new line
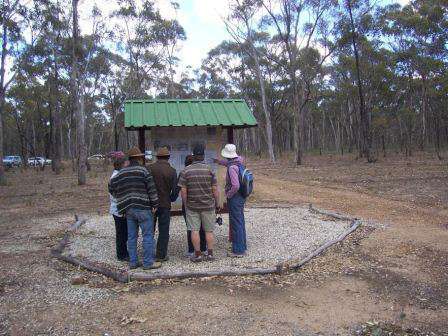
top-left (217, 144), bottom-right (250, 257)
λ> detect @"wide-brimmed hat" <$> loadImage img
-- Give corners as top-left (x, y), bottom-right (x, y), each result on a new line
top-left (156, 147), bottom-right (170, 157)
top-left (127, 146), bottom-right (145, 158)
top-left (221, 144), bottom-right (238, 159)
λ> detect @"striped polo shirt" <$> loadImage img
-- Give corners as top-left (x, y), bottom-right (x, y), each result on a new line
top-left (108, 163), bottom-right (159, 215)
top-left (178, 161), bottom-right (217, 212)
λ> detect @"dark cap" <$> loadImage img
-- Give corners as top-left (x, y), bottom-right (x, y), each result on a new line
top-left (192, 143), bottom-right (205, 156)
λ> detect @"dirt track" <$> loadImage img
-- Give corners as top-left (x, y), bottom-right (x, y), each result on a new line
top-left (0, 153), bottom-right (447, 335)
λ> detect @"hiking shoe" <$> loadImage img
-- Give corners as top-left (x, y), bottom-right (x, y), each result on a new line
top-left (155, 256), bottom-right (169, 262)
top-left (129, 262), bottom-right (142, 269)
top-left (227, 251), bottom-right (245, 258)
top-left (190, 254), bottom-right (203, 262)
top-left (142, 261), bottom-right (162, 270)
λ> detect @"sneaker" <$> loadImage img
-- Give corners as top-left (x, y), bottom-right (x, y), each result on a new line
top-left (155, 256), bottom-right (169, 262)
top-left (142, 261), bottom-right (162, 270)
top-left (205, 254), bottom-right (216, 261)
top-left (184, 252), bottom-right (194, 258)
top-left (190, 254), bottom-right (203, 262)
top-left (227, 251), bottom-right (245, 258)
top-left (129, 262), bottom-right (142, 269)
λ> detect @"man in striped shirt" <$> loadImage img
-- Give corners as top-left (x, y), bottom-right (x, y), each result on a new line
top-left (109, 147), bottom-right (161, 270)
top-left (178, 144), bottom-right (219, 262)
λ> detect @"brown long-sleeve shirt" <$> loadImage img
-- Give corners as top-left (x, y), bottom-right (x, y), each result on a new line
top-left (149, 160), bottom-right (177, 209)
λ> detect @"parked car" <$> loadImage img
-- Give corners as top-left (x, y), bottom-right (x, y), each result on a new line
top-left (28, 157), bottom-right (52, 167)
top-left (87, 154), bottom-right (106, 163)
top-left (3, 155), bottom-right (22, 167)
top-left (28, 157), bottom-right (44, 167)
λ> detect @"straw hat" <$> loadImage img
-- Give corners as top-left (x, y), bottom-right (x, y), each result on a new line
top-left (156, 147), bottom-right (170, 157)
top-left (221, 144), bottom-right (238, 159)
top-left (127, 146), bottom-right (145, 158)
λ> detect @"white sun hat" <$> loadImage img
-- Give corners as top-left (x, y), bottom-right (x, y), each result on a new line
top-left (221, 144), bottom-right (238, 159)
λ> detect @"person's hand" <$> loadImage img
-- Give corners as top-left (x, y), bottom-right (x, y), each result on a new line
top-left (152, 207), bottom-right (158, 214)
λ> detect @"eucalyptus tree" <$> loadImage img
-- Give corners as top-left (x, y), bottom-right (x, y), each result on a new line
top-left (379, 0), bottom-right (448, 157)
top-left (112, 0), bottom-right (186, 99)
top-left (0, 0), bottom-right (27, 184)
top-left (261, 0), bottom-right (337, 165)
top-left (70, 0), bottom-right (87, 184)
top-left (226, 0), bottom-right (276, 162)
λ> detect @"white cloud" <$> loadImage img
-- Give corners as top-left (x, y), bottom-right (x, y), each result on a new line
top-left (190, 0), bottom-right (231, 25)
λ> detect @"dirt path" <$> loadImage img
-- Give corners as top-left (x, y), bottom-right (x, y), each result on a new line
top-left (0, 156), bottom-right (447, 335)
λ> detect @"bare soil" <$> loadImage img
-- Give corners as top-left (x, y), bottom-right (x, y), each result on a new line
top-left (0, 153), bottom-right (447, 336)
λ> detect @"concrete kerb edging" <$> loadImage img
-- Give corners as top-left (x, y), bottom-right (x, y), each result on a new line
top-left (51, 205), bottom-right (363, 283)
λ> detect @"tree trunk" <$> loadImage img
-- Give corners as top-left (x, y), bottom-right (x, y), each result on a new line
top-left (71, 0), bottom-right (86, 185)
top-left (245, 21), bottom-right (275, 163)
top-left (52, 48), bottom-right (62, 174)
top-left (0, 23), bottom-right (8, 185)
top-left (347, 0), bottom-right (374, 163)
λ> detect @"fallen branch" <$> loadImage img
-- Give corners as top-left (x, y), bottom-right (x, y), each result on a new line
top-left (130, 267), bottom-right (278, 281)
top-left (276, 219), bottom-right (362, 273)
top-left (54, 253), bottom-right (129, 283)
top-left (51, 216), bottom-right (86, 255)
top-left (50, 216), bottom-right (130, 283)
top-left (308, 203), bottom-right (356, 221)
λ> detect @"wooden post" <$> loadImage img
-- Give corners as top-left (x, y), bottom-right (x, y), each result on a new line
top-left (138, 129), bottom-right (145, 153)
top-left (227, 127), bottom-right (234, 144)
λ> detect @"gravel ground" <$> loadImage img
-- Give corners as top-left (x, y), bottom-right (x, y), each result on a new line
top-left (66, 207), bottom-right (351, 277)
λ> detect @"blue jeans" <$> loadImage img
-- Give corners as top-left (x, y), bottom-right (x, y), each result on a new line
top-left (228, 192), bottom-right (247, 254)
top-left (126, 208), bottom-right (155, 267)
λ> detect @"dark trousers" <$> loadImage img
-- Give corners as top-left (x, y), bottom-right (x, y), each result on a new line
top-left (154, 207), bottom-right (171, 259)
top-left (182, 204), bottom-right (207, 253)
top-left (228, 193), bottom-right (247, 254)
top-left (113, 215), bottom-right (129, 260)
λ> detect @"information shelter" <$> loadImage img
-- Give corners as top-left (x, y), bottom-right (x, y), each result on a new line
top-left (124, 99), bottom-right (257, 210)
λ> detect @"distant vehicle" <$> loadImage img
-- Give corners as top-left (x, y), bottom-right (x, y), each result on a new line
top-left (28, 157), bottom-right (52, 167)
top-left (145, 150), bottom-right (153, 161)
top-left (28, 157), bottom-right (44, 167)
top-left (88, 154), bottom-right (106, 162)
top-left (3, 155), bottom-right (22, 167)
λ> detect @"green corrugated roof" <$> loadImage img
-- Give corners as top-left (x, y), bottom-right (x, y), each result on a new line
top-left (124, 99), bottom-right (257, 128)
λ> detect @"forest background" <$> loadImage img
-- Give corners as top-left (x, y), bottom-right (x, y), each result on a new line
top-left (1, 0), bottom-right (447, 185)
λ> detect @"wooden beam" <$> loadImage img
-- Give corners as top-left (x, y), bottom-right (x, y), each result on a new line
top-left (227, 127), bottom-right (234, 144)
top-left (138, 129), bottom-right (145, 153)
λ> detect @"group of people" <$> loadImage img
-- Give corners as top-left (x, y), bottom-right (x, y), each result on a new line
top-left (108, 143), bottom-right (248, 270)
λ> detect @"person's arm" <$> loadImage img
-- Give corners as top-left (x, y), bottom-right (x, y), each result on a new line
top-left (170, 172), bottom-right (180, 202)
top-left (108, 174), bottom-right (117, 197)
top-left (180, 186), bottom-right (187, 205)
top-left (226, 165), bottom-right (240, 199)
top-left (145, 170), bottom-right (159, 209)
top-left (212, 185), bottom-right (220, 211)
top-left (210, 170), bottom-right (220, 210)
top-left (177, 170), bottom-right (187, 205)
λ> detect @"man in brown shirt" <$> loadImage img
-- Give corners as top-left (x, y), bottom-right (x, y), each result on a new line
top-left (149, 147), bottom-right (177, 262)
top-left (178, 144), bottom-right (219, 262)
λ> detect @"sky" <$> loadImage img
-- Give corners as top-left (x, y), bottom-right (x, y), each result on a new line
top-left (78, 0), bottom-right (410, 73)
top-left (79, 0), bottom-right (234, 71)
